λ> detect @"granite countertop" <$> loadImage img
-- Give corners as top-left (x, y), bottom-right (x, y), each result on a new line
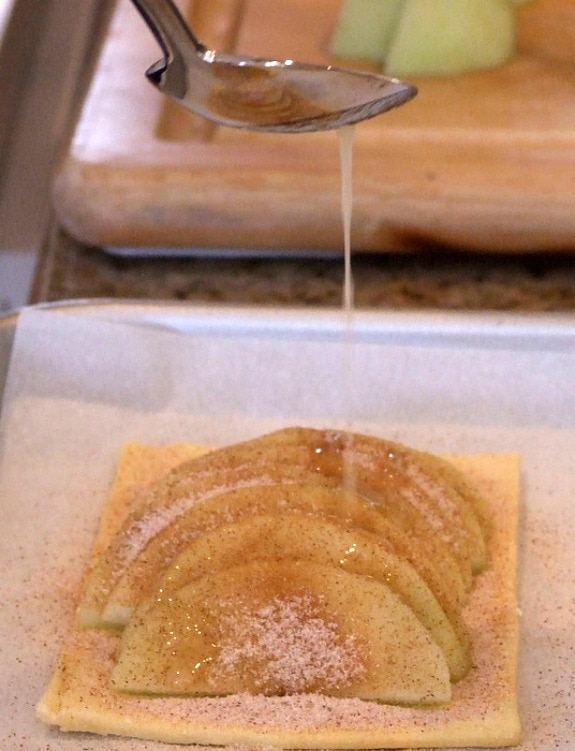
top-left (30, 221), bottom-right (575, 312)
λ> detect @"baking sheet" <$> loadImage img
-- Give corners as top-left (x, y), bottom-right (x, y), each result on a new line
top-left (0, 301), bottom-right (574, 749)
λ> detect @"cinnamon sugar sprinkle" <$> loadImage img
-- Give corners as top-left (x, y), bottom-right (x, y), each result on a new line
top-left (213, 594), bottom-right (365, 694)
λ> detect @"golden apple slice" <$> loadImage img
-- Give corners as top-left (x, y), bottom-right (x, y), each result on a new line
top-left (390, 444), bottom-right (489, 571)
top-left (111, 560), bottom-right (451, 704)
top-left (422, 451), bottom-right (492, 538)
top-left (78, 428), bottom-right (345, 627)
top-left (269, 427), bottom-right (487, 575)
top-left (102, 482), bottom-right (467, 640)
top-left (77, 463), bottom-right (332, 628)
top-left (151, 514), bottom-right (471, 680)
top-left (324, 429), bottom-right (485, 572)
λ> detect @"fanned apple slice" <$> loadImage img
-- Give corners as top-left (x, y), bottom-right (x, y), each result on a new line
top-left (347, 433), bottom-right (488, 572)
top-left (98, 474), bottom-right (333, 628)
top-left (152, 514), bottom-right (471, 680)
top-left (79, 429), bottom-right (338, 626)
top-left (269, 427), bottom-right (482, 581)
top-left (322, 427), bottom-right (486, 570)
top-left (102, 482), bottom-right (467, 638)
top-left (78, 427), bottom-right (361, 627)
top-left (426, 452), bottom-right (492, 538)
top-left (77, 463), bottom-right (334, 628)
top-left (111, 560), bottom-right (451, 704)
top-left (128, 429), bottom-right (323, 514)
top-left (238, 428), bottom-right (481, 584)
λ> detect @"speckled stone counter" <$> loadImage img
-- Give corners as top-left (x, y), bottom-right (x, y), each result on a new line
top-left (31, 222), bottom-right (575, 312)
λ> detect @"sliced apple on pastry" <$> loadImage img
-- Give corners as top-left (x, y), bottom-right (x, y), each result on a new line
top-left (80, 427), bottom-right (487, 698)
top-left (101, 481), bottom-right (468, 639)
top-left (111, 560), bottom-right (452, 704)
top-left (37, 436), bottom-right (522, 748)
top-left (262, 437), bottom-right (478, 586)
top-left (150, 514), bottom-right (471, 680)
top-left (77, 461), bottom-right (336, 628)
top-left (77, 427), bottom-right (352, 627)
top-left (80, 425), bottom-right (474, 629)
top-left (263, 427), bottom-right (487, 579)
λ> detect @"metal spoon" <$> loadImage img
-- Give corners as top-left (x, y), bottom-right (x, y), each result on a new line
top-left (130, 0), bottom-right (417, 133)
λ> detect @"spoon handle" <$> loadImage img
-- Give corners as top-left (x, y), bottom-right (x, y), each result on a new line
top-left (130, 0), bottom-right (205, 60)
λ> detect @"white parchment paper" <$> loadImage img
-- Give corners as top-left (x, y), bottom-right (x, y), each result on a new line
top-left (0, 303), bottom-right (574, 749)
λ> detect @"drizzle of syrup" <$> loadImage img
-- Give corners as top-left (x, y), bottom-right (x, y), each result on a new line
top-left (337, 125), bottom-right (358, 494)
top-left (338, 125), bottom-right (355, 321)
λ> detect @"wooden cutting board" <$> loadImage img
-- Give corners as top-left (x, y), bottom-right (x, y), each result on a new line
top-left (53, 0), bottom-right (575, 253)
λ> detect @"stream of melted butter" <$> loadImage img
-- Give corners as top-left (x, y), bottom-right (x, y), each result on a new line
top-left (337, 125), bottom-right (358, 494)
top-left (338, 125), bottom-right (355, 321)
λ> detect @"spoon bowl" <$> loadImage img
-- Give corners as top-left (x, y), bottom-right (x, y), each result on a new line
top-left (131, 0), bottom-right (417, 133)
